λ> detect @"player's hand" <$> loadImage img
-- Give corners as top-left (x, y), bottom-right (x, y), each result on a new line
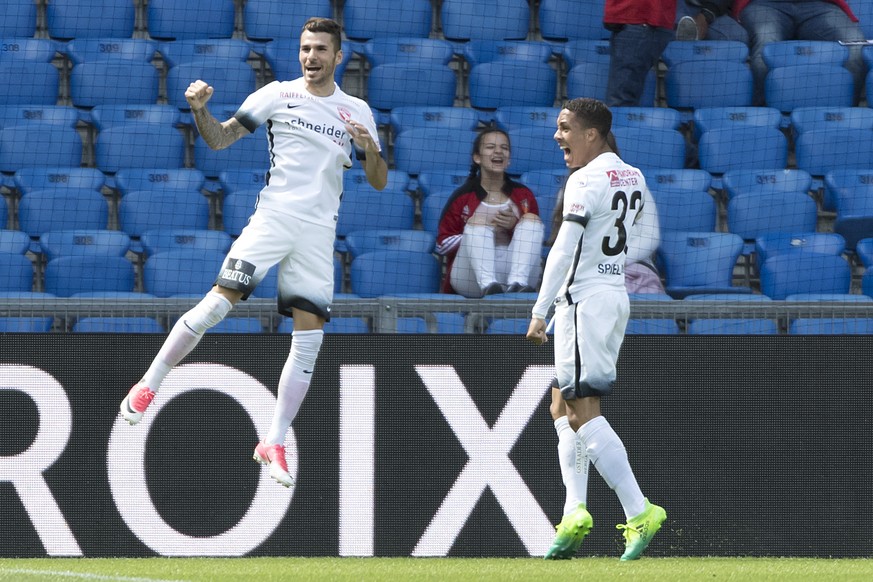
top-left (345, 120), bottom-right (379, 154)
top-left (185, 80), bottom-right (214, 111)
top-left (526, 318), bottom-right (548, 345)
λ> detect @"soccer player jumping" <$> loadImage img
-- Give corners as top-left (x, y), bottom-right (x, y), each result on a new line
top-left (526, 98), bottom-right (666, 561)
top-left (120, 17), bottom-right (387, 489)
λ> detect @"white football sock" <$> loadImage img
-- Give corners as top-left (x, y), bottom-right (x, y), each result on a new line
top-left (266, 329), bottom-right (324, 445)
top-left (578, 415), bottom-right (646, 520)
top-left (555, 416), bottom-right (589, 515)
top-left (141, 291), bottom-right (232, 391)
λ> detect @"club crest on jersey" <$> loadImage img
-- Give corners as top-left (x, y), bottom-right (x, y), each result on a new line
top-left (606, 169), bottom-right (639, 188)
top-left (337, 107), bottom-right (352, 122)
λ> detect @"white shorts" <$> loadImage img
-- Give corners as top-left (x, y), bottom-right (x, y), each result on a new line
top-left (217, 208), bottom-right (335, 318)
top-left (553, 289), bottom-right (629, 399)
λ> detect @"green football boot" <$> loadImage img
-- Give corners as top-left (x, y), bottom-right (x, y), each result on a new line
top-left (617, 499), bottom-right (667, 561)
top-left (543, 503), bottom-right (593, 560)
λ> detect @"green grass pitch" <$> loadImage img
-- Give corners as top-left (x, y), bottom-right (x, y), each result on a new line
top-left (1, 557), bottom-right (873, 582)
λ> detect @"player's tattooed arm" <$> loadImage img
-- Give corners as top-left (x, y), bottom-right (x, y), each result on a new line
top-left (185, 79), bottom-right (249, 150)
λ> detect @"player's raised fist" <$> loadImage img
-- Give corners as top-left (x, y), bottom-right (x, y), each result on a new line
top-left (185, 80), bottom-right (214, 111)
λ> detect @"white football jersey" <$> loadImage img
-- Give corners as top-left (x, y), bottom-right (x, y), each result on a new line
top-left (533, 152), bottom-right (646, 317)
top-left (233, 78), bottom-right (381, 228)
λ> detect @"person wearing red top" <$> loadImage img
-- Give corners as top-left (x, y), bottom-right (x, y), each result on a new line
top-left (436, 128), bottom-right (544, 297)
top-left (602, 0), bottom-right (678, 106)
top-left (732, 0), bottom-right (866, 105)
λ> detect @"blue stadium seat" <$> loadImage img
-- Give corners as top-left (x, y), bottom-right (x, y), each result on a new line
top-left (0, 317), bottom-right (54, 332)
top-left (644, 169), bottom-right (712, 193)
top-left (825, 169), bottom-right (873, 215)
top-left (140, 229), bottom-right (232, 258)
top-left (64, 38), bottom-right (157, 65)
top-left (393, 128), bottom-right (477, 175)
top-left (243, 0), bottom-right (332, 42)
top-left (165, 60), bottom-right (257, 111)
top-left (790, 106), bottom-right (873, 137)
top-left (221, 190), bottom-right (257, 236)
top-left (0, 105), bottom-right (79, 130)
top-left (207, 317), bottom-right (264, 333)
top-left (94, 123), bottom-right (185, 173)
top-left (218, 168), bottom-right (268, 195)
top-left (396, 317), bottom-right (430, 334)
top-left (416, 171), bottom-right (470, 199)
top-left (611, 107), bottom-right (682, 130)
top-left (70, 61), bottom-right (160, 107)
top-left (193, 127), bottom-right (270, 179)
top-left (759, 253), bottom-right (852, 299)
top-left (279, 316), bottom-right (370, 334)
top-left (665, 60), bottom-right (754, 111)
top-left (795, 128), bottom-right (873, 180)
top-left (366, 63), bottom-right (457, 113)
top-left (2, 0), bottom-right (37, 37)
top-left (260, 39), bottom-right (352, 84)
top-left (18, 189), bottom-right (109, 240)
top-left (625, 319), bottom-right (681, 335)
top-left (440, 0), bottom-right (530, 41)
top-left (344, 229), bottom-right (435, 259)
top-left (344, 168), bottom-right (410, 195)
top-left (755, 232), bottom-right (846, 266)
top-left (506, 125), bottom-right (567, 175)
top-left (114, 168), bottom-right (206, 197)
top-left (251, 264), bottom-right (279, 298)
top-left (722, 168), bottom-right (812, 201)
top-left (350, 250), bottom-right (441, 297)
top-left (855, 237), bottom-right (873, 268)
top-left (468, 61), bottom-right (557, 110)
top-left (561, 38), bottom-right (610, 73)
top-left (762, 40), bottom-right (849, 68)
top-left (147, 0), bottom-right (236, 40)
top-left (830, 180), bottom-right (873, 250)
top-left (46, 0), bottom-right (136, 40)
top-left (143, 249), bottom-right (225, 297)
top-left (765, 64), bottom-right (854, 113)
top-left (462, 40), bottom-right (553, 67)
top-left (684, 293), bottom-right (778, 335)
top-left (657, 231), bottom-right (750, 298)
top-left (650, 189), bottom-right (717, 233)
top-left (343, 0), bottom-right (432, 41)
top-left (39, 229), bottom-right (131, 261)
top-left (73, 317), bottom-right (165, 333)
top-left (567, 61), bottom-right (657, 107)
top-left (119, 190), bottom-right (210, 240)
top-left (539, 0), bottom-right (608, 41)
top-left (89, 104), bottom-right (180, 130)
top-left (0, 38), bottom-right (60, 63)
top-left (492, 106), bottom-right (561, 130)
top-left (0, 62), bottom-right (59, 105)
top-left (0, 230), bottom-right (30, 254)
top-left (14, 167), bottom-right (105, 195)
top-left (789, 318), bottom-right (873, 335)
top-left (692, 106), bottom-right (782, 142)
top-left (44, 255), bottom-right (135, 296)
top-left (611, 126), bottom-right (686, 172)
top-left (727, 191), bottom-right (818, 254)
top-left (485, 318), bottom-right (532, 334)
top-left (157, 39), bottom-right (253, 69)
top-left (420, 189), bottom-right (453, 234)
top-left (388, 106), bottom-right (481, 136)
top-left (0, 124), bottom-right (82, 172)
top-left (361, 37), bottom-right (455, 68)
top-left (661, 40), bottom-right (749, 67)
top-left (698, 127), bottom-right (787, 178)
top-left (0, 252), bottom-right (34, 291)
top-left (434, 312), bottom-right (467, 334)
top-left (335, 190), bottom-right (416, 248)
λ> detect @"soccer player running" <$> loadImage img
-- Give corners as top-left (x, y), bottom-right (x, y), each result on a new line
top-left (526, 98), bottom-right (665, 560)
top-left (119, 17), bottom-right (387, 489)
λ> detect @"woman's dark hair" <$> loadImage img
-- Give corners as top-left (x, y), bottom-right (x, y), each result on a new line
top-left (438, 127), bottom-right (516, 223)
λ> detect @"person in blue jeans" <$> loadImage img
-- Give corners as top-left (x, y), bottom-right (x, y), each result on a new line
top-left (734, 0), bottom-right (867, 105)
top-left (603, 0), bottom-right (677, 106)
top-left (676, 0), bottom-right (747, 42)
